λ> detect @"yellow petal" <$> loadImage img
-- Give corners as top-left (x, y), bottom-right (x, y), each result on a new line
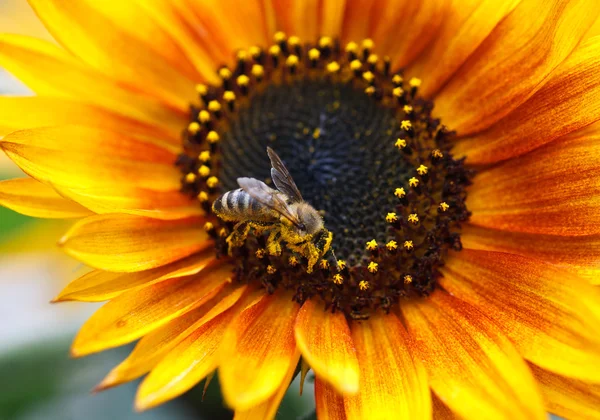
top-left (59, 214), bottom-right (207, 272)
top-left (102, 284), bottom-right (245, 393)
top-left (402, 289), bottom-right (545, 420)
top-left (0, 34), bottom-right (187, 134)
top-left (408, 0), bottom-right (521, 98)
top-left (0, 96), bottom-right (177, 142)
top-left (344, 314), bottom-right (431, 420)
top-left (233, 351), bottom-right (300, 420)
top-left (434, 0), bottom-right (599, 135)
top-left (0, 125), bottom-right (181, 193)
top-left (466, 132), bottom-right (600, 236)
top-left (71, 261), bottom-right (232, 356)
top-left (28, 0), bottom-right (197, 109)
top-left (294, 299), bottom-right (359, 394)
top-left (54, 251), bottom-right (214, 302)
top-left (442, 249), bottom-right (600, 383)
top-left (461, 224), bottom-right (600, 285)
top-left (456, 36), bottom-right (600, 164)
top-left (315, 377), bottom-right (347, 420)
top-left (0, 177), bottom-right (91, 218)
top-left (529, 362), bottom-right (600, 420)
top-left (220, 290), bottom-right (300, 410)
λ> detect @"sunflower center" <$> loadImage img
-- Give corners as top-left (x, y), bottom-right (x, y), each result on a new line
top-left (176, 34), bottom-right (472, 318)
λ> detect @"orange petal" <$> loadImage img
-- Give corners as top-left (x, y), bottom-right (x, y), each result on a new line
top-left (59, 214), bottom-right (207, 272)
top-left (441, 249), bottom-right (600, 383)
top-left (461, 224), bottom-right (600, 285)
top-left (402, 289), bottom-right (545, 420)
top-left (102, 284), bottom-right (245, 393)
top-left (0, 125), bottom-right (180, 192)
top-left (320, 0), bottom-right (347, 38)
top-left (71, 261), bottom-right (232, 356)
top-left (271, 0), bottom-right (320, 41)
top-left (294, 299), bottom-right (359, 394)
top-left (315, 377), bottom-right (347, 420)
top-left (431, 393), bottom-right (459, 420)
top-left (408, 0), bottom-right (521, 98)
top-left (220, 290), bottom-right (301, 410)
top-left (434, 0), bottom-right (599, 136)
top-left (0, 177), bottom-right (91, 218)
top-left (54, 252), bottom-right (214, 302)
top-left (233, 351), bottom-right (300, 420)
top-left (0, 96), bottom-right (177, 142)
top-left (466, 132), bottom-right (600, 236)
top-left (344, 314), bottom-right (431, 420)
top-left (529, 362), bottom-right (600, 420)
top-left (28, 0), bottom-right (197, 109)
top-left (0, 34), bottom-right (187, 134)
top-left (456, 36), bottom-right (600, 164)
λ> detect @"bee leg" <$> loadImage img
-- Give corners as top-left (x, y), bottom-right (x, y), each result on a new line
top-left (306, 230), bottom-right (334, 273)
top-left (227, 221), bottom-right (251, 249)
top-left (266, 228), bottom-right (283, 256)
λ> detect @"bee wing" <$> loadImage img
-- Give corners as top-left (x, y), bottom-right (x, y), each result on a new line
top-left (237, 177), bottom-right (302, 226)
top-left (266, 147), bottom-right (304, 202)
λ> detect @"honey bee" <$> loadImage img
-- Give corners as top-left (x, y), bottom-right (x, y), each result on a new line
top-left (212, 147), bottom-right (334, 273)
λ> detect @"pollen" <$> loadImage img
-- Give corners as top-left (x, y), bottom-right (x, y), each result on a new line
top-left (386, 212), bottom-right (398, 223)
top-left (431, 149), bottom-right (444, 159)
top-left (416, 164), bottom-right (428, 175)
top-left (408, 177), bottom-right (419, 187)
top-left (366, 239), bottom-right (378, 251)
top-left (359, 280), bottom-right (370, 290)
top-left (407, 213), bottom-right (419, 224)
top-left (288, 256), bottom-right (299, 266)
top-left (219, 228), bottom-right (228, 237)
top-left (255, 248), bottom-right (266, 258)
top-left (267, 265), bottom-right (277, 274)
top-left (403, 240), bottom-right (414, 251)
top-left (394, 187), bottom-right (406, 198)
top-left (206, 176), bottom-right (219, 188)
top-left (332, 274), bottom-right (344, 284)
top-left (203, 222), bottom-right (214, 232)
top-left (395, 138), bottom-right (407, 149)
top-left (319, 259), bottom-right (329, 269)
top-left (404, 275), bottom-right (413, 285)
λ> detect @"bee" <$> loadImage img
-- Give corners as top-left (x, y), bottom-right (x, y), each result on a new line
top-left (212, 147), bottom-right (334, 273)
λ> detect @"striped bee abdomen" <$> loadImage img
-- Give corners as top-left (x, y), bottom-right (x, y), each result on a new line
top-left (212, 188), bottom-right (274, 222)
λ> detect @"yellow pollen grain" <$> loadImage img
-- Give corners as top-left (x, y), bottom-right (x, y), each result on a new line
top-left (223, 91), bottom-right (236, 102)
top-left (401, 120), bottom-right (412, 131)
top-left (255, 248), bottom-right (266, 258)
top-left (288, 256), bottom-right (299, 266)
top-left (203, 222), bottom-right (214, 232)
top-left (185, 173), bottom-right (196, 183)
top-left (218, 67), bottom-right (232, 80)
top-left (404, 240), bottom-right (414, 251)
top-left (197, 191), bottom-right (209, 202)
top-left (206, 131), bottom-right (220, 144)
top-left (326, 61), bottom-right (340, 73)
top-left (267, 265), bottom-right (277, 274)
top-left (308, 48), bottom-right (321, 60)
top-left (403, 105), bottom-right (413, 114)
top-left (199, 110), bottom-right (210, 123)
top-left (350, 59), bottom-right (362, 71)
top-left (206, 176), bottom-right (219, 188)
top-left (394, 187), bottom-right (406, 198)
top-left (237, 74), bottom-right (250, 87)
top-left (439, 202), bottom-right (450, 212)
top-left (362, 38), bottom-right (374, 50)
top-left (199, 150), bottom-right (211, 162)
top-left (392, 74), bottom-right (403, 85)
top-left (195, 83), bottom-right (208, 96)
top-left (286, 55), bottom-right (299, 67)
top-left (208, 100), bottom-right (221, 112)
top-left (362, 71), bottom-right (374, 83)
top-left (288, 35), bottom-right (300, 46)
top-left (409, 177), bottom-right (419, 188)
top-left (332, 274), bottom-right (344, 285)
top-left (249, 46), bottom-right (261, 57)
top-left (386, 212), bottom-right (398, 223)
top-left (367, 262), bottom-right (378, 273)
top-left (219, 228), bottom-right (228, 237)
top-left (367, 54), bottom-right (378, 64)
top-left (409, 77), bottom-right (422, 87)
top-left (393, 87), bottom-right (404, 97)
top-left (359, 280), bottom-right (370, 290)
top-left (251, 64), bottom-right (264, 78)
top-left (319, 259), bottom-right (329, 269)
top-left (404, 275), bottom-right (413, 285)
top-left (345, 41), bottom-right (358, 53)
top-left (198, 165), bottom-right (210, 177)
top-left (313, 128), bottom-right (321, 139)
top-left (386, 240), bottom-right (398, 251)
top-left (408, 213), bottom-right (419, 224)
top-left (319, 36), bottom-right (333, 48)
top-left (269, 44), bottom-right (281, 56)
top-left (365, 86), bottom-right (375, 96)
top-left (395, 138), bottom-right (407, 149)
top-left (417, 164), bottom-right (428, 175)
top-left (274, 31), bottom-right (286, 43)
top-left (188, 121), bottom-right (200, 135)
top-left (337, 260), bottom-right (347, 270)
top-left (366, 239), bottom-right (378, 251)
top-left (432, 149), bottom-right (444, 159)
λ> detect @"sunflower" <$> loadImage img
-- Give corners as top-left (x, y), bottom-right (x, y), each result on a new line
top-left (2, 0), bottom-right (600, 418)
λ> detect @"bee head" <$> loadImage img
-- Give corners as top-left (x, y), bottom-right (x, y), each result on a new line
top-left (295, 203), bottom-right (324, 236)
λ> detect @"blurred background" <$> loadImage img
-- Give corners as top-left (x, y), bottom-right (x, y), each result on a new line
top-left (0, 1), bottom-right (315, 418)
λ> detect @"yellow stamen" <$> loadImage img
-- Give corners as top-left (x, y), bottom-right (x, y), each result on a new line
top-left (267, 265), bottom-right (277, 274)
top-left (350, 59), bottom-right (362, 71)
top-left (313, 128), bottom-right (321, 139)
top-left (237, 74), bottom-right (250, 87)
top-left (409, 177), bottom-right (419, 188)
top-left (251, 64), bottom-right (264, 78)
top-left (362, 38), bottom-right (374, 50)
top-left (288, 35), bottom-right (300, 46)
top-left (286, 55), bottom-right (299, 67)
top-left (392, 74), bottom-right (403, 85)
top-left (367, 54), bottom-right (378, 65)
top-left (195, 84), bottom-right (208, 96)
top-left (408, 213), bottom-right (419, 224)
top-left (394, 187), bottom-right (406, 198)
top-left (393, 87), bottom-right (404, 97)
top-left (185, 173), bottom-right (196, 183)
top-left (255, 248), bottom-right (266, 258)
top-left (403, 105), bottom-right (413, 114)
top-left (248, 46), bottom-right (261, 58)
top-left (337, 260), bottom-right (347, 270)
top-left (409, 77), bottom-right (422, 87)
top-left (417, 164), bottom-right (428, 175)
top-left (206, 176), bottom-right (219, 188)
top-left (395, 138), bottom-right (407, 149)
top-left (288, 256), bottom-right (299, 266)
top-left (198, 165), bottom-right (210, 177)
top-left (208, 100), bottom-right (221, 113)
top-left (439, 202), bottom-right (450, 212)
top-left (401, 120), bottom-right (412, 131)
top-left (362, 71), bottom-right (374, 83)
top-left (319, 36), bottom-right (333, 48)
top-left (206, 131), bottom-right (220, 144)
top-left (197, 191), bottom-right (209, 202)
top-left (274, 31), bottom-right (286, 43)
top-left (199, 151), bottom-right (211, 162)
top-left (345, 41), bottom-right (358, 54)
top-left (432, 149), bottom-right (444, 159)
top-left (359, 280), bottom-right (370, 290)
top-left (404, 275), bottom-right (413, 285)
top-left (386, 240), bottom-right (398, 251)
top-left (269, 44), bottom-right (281, 56)
top-left (367, 262), bottom-right (378, 273)
top-left (223, 91), bottom-right (236, 102)
top-left (404, 240), bottom-right (414, 251)
top-left (203, 222), bottom-right (214, 232)
top-left (366, 239), bottom-right (378, 251)
top-left (332, 273), bottom-right (344, 285)
top-left (219, 228), bottom-right (228, 237)
top-left (308, 48), bottom-right (320, 61)
top-left (386, 212), bottom-right (398, 223)
top-left (319, 259), bottom-right (329, 269)
top-left (326, 61), bottom-right (340, 73)
top-left (188, 122), bottom-right (200, 135)
top-left (199, 110), bottom-right (210, 123)
top-left (218, 67), bottom-right (232, 80)
top-left (364, 86), bottom-right (375, 96)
